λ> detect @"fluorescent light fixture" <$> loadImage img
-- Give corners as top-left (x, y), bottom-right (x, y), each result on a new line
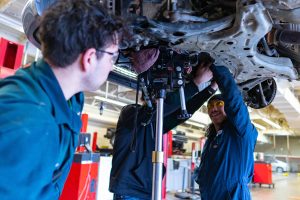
top-left (261, 117), bottom-right (281, 129)
top-left (277, 83), bottom-right (300, 114)
top-left (94, 96), bottom-right (127, 107)
top-left (252, 121), bottom-right (266, 130)
top-left (185, 120), bottom-right (205, 128)
top-left (113, 65), bottom-right (137, 79)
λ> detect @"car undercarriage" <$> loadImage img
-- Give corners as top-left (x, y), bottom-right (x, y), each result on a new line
top-left (22, 0), bottom-right (300, 109)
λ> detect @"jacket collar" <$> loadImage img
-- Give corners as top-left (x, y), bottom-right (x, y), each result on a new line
top-left (33, 59), bottom-right (83, 132)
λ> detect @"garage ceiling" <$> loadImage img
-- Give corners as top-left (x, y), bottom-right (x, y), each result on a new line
top-left (1, 0), bottom-right (300, 136)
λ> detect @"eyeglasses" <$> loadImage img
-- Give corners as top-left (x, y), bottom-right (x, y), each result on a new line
top-left (97, 49), bottom-right (119, 64)
top-left (207, 100), bottom-right (224, 110)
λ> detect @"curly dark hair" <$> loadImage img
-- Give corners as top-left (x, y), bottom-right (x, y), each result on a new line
top-left (205, 123), bottom-right (217, 140)
top-left (38, 0), bottom-right (124, 67)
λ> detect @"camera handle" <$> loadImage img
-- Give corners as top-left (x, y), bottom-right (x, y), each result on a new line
top-left (152, 88), bottom-right (166, 200)
top-left (175, 66), bottom-right (192, 120)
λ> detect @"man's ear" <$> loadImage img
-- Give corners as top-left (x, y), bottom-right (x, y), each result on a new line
top-left (81, 48), bottom-right (97, 72)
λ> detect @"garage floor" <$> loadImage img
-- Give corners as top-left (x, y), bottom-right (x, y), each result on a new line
top-left (251, 173), bottom-right (300, 200)
top-left (167, 173), bottom-right (300, 200)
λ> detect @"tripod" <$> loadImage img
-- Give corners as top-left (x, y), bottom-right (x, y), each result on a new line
top-left (151, 88), bottom-right (166, 200)
top-left (151, 79), bottom-right (190, 200)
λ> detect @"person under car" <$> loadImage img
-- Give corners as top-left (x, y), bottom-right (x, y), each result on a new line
top-left (109, 51), bottom-right (218, 200)
top-left (195, 64), bottom-right (259, 200)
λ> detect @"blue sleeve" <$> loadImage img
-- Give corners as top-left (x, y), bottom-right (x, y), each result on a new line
top-left (211, 65), bottom-right (253, 137)
top-left (0, 104), bottom-right (60, 199)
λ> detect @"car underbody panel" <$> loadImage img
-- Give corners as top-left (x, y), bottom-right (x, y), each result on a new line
top-left (22, 0), bottom-right (300, 108)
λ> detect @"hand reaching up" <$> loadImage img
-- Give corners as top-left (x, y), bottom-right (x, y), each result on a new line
top-left (193, 62), bottom-right (213, 85)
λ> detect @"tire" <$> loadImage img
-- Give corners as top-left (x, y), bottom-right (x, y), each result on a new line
top-left (276, 167), bottom-right (284, 173)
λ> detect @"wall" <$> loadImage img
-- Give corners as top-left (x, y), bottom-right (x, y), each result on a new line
top-left (255, 135), bottom-right (300, 156)
top-left (255, 135), bottom-right (300, 172)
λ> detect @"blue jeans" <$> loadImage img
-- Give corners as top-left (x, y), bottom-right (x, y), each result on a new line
top-left (113, 194), bottom-right (148, 200)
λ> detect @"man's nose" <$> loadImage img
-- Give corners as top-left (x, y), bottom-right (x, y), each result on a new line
top-left (210, 105), bottom-right (218, 112)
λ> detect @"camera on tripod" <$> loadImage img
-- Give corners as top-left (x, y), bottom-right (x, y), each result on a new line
top-left (139, 48), bottom-right (200, 119)
top-left (141, 48), bottom-right (196, 92)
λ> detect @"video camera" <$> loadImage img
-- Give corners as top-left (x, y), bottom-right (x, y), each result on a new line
top-left (142, 48), bottom-right (194, 90)
top-left (139, 48), bottom-right (214, 119)
top-left (138, 48), bottom-right (200, 119)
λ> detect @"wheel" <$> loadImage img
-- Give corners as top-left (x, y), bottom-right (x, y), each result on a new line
top-left (240, 78), bottom-right (277, 109)
top-left (276, 167), bottom-right (284, 173)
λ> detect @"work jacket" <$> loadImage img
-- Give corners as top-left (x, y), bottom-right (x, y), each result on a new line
top-left (109, 81), bottom-right (215, 199)
top-left (0, 59), bottom-right (84, 200)
top-left (197, 65), bottom-right (258, 200)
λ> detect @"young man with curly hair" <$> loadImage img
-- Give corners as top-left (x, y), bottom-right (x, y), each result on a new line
top-left (0, 0), bottom-right (124, 199)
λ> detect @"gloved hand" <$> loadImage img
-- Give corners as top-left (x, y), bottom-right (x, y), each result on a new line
top-left (131, 48), bottom-right (160, 74)
top-left (192, 52), bottom-right (214, 87)
top-left (193, 63), bottom-right (213, 86)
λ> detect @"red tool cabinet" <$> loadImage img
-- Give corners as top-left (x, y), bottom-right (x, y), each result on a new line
top-left (60, 153), bottom-right (100, 200)
top-left (0, 37), bottom-right (24, 78)
top-left (253, 161), bottom-right (274, 188)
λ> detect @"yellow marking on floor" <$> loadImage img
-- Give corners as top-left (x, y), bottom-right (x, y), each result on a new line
top-left (283, 172), bottom-right (289, 176)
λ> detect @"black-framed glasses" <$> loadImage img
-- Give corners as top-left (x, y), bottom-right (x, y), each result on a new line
top-left (97, 49), bottom-right (119, 64)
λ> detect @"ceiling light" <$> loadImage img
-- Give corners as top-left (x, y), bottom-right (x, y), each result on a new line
top-left (252, 121), bottom-right (266, 130)
top-left (277, 83), bottom-right (300, 114)
top-left (113, 65), bottom-right (137, 79)
top-left (261, 117), bottom-right (281, 129)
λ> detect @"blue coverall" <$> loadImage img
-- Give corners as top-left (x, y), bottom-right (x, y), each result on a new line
top-left (197, 65), bottom-right (258, 200)
top-left (0, 59), bottom-right (84, 200)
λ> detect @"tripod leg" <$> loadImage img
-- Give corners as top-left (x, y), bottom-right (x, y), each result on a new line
top-left (152, 92), bottom-right (165, 200)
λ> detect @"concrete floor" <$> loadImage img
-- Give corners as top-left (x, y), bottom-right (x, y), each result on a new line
top-left (167, 173), bottom-right (300, 200)
top-left (251, 173), bottom-right (300, 200)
